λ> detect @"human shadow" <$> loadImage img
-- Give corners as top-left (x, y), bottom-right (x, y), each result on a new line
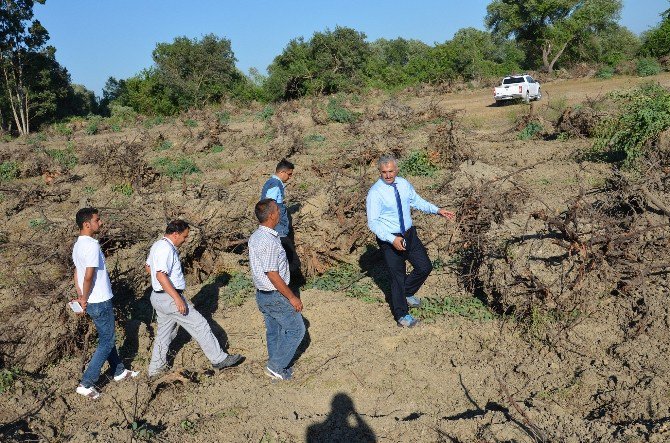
top-left (289, 316), bottom-right (310, 368)
top-left (305, 393), bottom-right (377, 443)
top-left (113, 270), bottom-right (153, 366)
top-left (164, 273), bottom-right (232, 367)
top-left (358, 244), bottom-right (393, 318)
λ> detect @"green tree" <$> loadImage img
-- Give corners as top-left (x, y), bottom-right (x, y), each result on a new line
top-left (640, 5), bottom-right (670, 58)
top-left (365, 38), bottom-right (431, 88)
top-left (265, 27), bottom-right (370, 101)
top-left (152, 34), bottom-right (244, 109)
top-left (485, 0), bottom-right (623, 72)
top-left (0, 0), bottom-right (48, 134)
top-left (564, 23), bottom-right (639, 66)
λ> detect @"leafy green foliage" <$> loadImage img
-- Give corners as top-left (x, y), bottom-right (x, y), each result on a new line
top-left (220, 273), bottom-right (254, 307)
top-left (400, 151), bottom-right (437, 177)
top-left (306, 134), bottom-right (326, 142)
top-left (265, 26), bottom-right (370, 101)
top-left (518, 121), bottom-right (543, 140)
top-left (413, 296), bottom-right (494, 322)
top-left (155, 140), bottom-right (172, 151)
top-left (640, 8), bottom-right (670, 58)
top-left (590, 82), bottom-right (670, 166)
top-left (636, 57), bottom-right (662, 76)
top-left (153, 156), bottom-right (200, 178)
top-left (111, 183), bottom-right (133, 196)
top-left (210, 145), bottom-right (225, 153)
top-left (258, 105), bottom-right (274, 121)
top-left (486, 0), bottom-right (623, 72)
top-left (0, 368), bottom-right (21, 393)
top-left (53, 122), bottom-right (73, 137)
top-left (326, 99), bottom-right (356, 123)
top-left (46, 145), bottom-right (78, 170)
top-left (0, 161), bottom-right (19, 181)
top-left (595, 66), bottom-right (615, 79)
top-left (308, 264), bottom-right (379, 303)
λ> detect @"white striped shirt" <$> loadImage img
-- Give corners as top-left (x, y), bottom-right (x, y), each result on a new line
top-left (248, 226), bottom-right (289, 291)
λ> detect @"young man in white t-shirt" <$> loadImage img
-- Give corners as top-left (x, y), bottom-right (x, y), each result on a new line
top-left (72, 208), bottom-right (138, 399)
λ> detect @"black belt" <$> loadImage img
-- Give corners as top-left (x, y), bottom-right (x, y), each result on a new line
top-left (257, 289), bottom-right (277, 294)
top-left (154, 289), bottom-right (184, 294)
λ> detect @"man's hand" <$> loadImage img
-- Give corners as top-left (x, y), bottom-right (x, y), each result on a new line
top-left (288, 296), bottom-right (303, 312)
top-left (76, 297), bottom-right (88, 315)
top-left (173, 296), bottom-right (188, 315)
top-left (392, 236), bottom-right (406, 251)
top-left (437, 208), bottom-right (455, 220)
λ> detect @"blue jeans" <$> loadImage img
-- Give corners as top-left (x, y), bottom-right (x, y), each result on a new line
top-left (81, 299), bottom-right (125, 387)
top-left (255, 290), bottom-right (305, 373)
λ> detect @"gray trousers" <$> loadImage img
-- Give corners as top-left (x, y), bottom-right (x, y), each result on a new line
top-left (148, 291), bottom-right (227, 376)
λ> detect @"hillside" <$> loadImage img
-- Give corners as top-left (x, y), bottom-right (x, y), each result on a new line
top-left (1, 73), bottom-right (670, 442)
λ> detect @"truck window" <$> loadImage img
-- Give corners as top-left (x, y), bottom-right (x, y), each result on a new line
top-left (502, 77), bottom-right (524, 84)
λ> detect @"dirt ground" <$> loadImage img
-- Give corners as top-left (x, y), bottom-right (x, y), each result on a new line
top-left (1, 72), bottom-right (670, 442)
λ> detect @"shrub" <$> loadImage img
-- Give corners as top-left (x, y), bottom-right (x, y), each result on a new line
top-left (400, 151), bottom-right (437, 177)
top-left (258, 105), bottom-right (274, 121)
top-left (153, 156), bottom-right (200, 178)
top-left (518, 121), bottom-right (543, 140)
top-left (156, 140), bottom-right (173, 151)
top-left (326, 99), bottom-right (357, 123)
top-left (210, 145), bottom-right (225, 153)
top-left (636, 58), bottom-right (662, 77)
top-left (215, 111), bottom-right (230, 125)
top-left (595, 66), bottom-right (615, 79)
top-left (53, 122), bottom-right (73, 137)
top-left (85, 117), bottom-right (101, 135)
top-left (183, 119), bottom-right (198, 127)
top-left (220, 273), bottom-right (254, 307)
top-left (110, 104), bottom-right (138, 123)
top-left (306, 134), bottom-right (326, 142)
top-left (46, 145), bottom-right (78, 170)
top-left (0, 161), bottom-right (19, 181)
top-left (111, 182), bottom-right (133, 196)
top-left (589, 82), bottom-right (670, 166)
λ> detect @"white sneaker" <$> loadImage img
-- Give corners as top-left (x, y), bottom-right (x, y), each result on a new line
top-left (113, 369), bottom-right (140, 382)
top-left (76, 384), bottom-right (101, 399)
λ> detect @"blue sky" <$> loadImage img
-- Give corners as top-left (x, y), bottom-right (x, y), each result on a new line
top-left (34, 0), bottom-right (669, 95)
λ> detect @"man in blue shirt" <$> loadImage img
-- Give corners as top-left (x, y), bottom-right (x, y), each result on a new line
top-left (366, 154), bottom-right (455, 327)
top-left (260, 159), bottom-right (303, 287)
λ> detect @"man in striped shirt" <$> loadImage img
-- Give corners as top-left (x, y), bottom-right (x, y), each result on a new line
top-left (248, 199), bottom-right (305, 381)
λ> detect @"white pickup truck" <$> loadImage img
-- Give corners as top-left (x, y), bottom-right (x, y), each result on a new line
top-left (493, 74), bottom-right (541, 104)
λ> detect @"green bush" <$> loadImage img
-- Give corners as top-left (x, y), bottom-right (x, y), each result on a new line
top-left (111, 182), bottom-right (133, 196)
top-left (326, 99), bottom-right (357, 123)
top-left (590, 82), bottom-right (670, 166)
top-left (53, 122), bottom-right (73, 137)
top-left (0, 161), bottom-right (19, 181)
top-left (46, 145), bottom-right (78, 170)
top-left (636, 58), bottom-right (662, 77)
top-left (595, 66), bottom-right (615, 79)
top-left (258, 105), bottom-right (274, 121)
top-left (215, 111), bottom-right (230, 125)
top-left (414, 296), bottom-right (494, 322)
top-left (183, 119), bottom-right (198, 128)
top-left (306, 134), bottom-right (326, 142)
top-left (153, 156), bottom-right (200, 178)
top-left (156, 140), bottom-right (173, 151)
top-left (518, 121), bottom-right (543, 140)
top-left (220, 273), bottom-right (254, 307)
top-left (85, 117), bottom-right (101, 135)
top-left (400, 151), bottom-right (437, 177)
top-left (0, 368), bottom-right (20, 393)
top-left (211, 145), bottom-right (225, 153)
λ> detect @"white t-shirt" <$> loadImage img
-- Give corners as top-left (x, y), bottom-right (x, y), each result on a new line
top-left (72, 236), bottom-right (113, 303)
top-left (146, 237), bottom-right (186, 291)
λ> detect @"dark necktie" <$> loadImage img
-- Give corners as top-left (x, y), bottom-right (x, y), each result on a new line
top-left (391, 182), bottom-right (406, 234)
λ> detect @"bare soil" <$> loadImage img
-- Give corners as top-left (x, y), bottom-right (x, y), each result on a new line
top-left (1, 72), bottom-right (670, 442)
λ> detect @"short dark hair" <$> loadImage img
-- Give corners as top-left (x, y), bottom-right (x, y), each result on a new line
top-left (276, 158), bottom-right (294, 172)
top-left (165, 219), bottom-right (190, 235)
top-left (255, 198), bottom-right (277, 223)
top-left (76, 207), bottom-right (98, 229)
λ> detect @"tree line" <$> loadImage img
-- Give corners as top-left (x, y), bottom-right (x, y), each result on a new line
top-left (1, 0), bottom-right (669, 134)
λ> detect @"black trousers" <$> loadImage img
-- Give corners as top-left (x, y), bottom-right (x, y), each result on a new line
top-left (377, 226), bottom-right (432, 320)
top-left (281, 235), bottom-right (304, 288)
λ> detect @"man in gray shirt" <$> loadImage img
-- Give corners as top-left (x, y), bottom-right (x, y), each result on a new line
top-left (248, 199), bottom-right (305, 381)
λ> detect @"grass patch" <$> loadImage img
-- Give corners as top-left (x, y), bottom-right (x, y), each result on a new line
top-left (0, 161), bottom-right (19, 181)
top-left (46, 145), bottom-right (78, 170)
top-left (111, 182), bottom-right (133, 196)
top-left (153, 156), bottom-right (200, 178)
top-left (326, 99), bottom-right (357, 123)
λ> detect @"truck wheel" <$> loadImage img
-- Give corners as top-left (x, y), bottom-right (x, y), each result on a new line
top-left (534, 89), bottom-right (542, 101)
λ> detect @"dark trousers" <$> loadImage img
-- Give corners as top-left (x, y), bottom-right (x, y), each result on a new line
top-left (377, 226), bottom-right (432, 320)
top-left (281, 235), bottom-right (304, 288)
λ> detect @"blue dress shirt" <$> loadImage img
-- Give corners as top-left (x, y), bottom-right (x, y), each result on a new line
top-left (366, 176), bottom-right (439, 243)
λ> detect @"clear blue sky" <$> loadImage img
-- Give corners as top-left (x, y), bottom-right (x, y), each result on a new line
top-left (33, 0), bottom-right (668, 96)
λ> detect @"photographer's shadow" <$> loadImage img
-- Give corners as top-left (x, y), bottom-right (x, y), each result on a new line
top-left (306, 393), bottom-right (377, 442)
